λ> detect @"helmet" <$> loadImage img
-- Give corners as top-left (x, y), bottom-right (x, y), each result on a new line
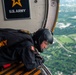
top-left (33, 28), bottom-right (53, 52)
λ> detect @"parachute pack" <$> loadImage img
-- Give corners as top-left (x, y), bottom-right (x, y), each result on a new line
top-left (0, 28), bottom-right (32, 48)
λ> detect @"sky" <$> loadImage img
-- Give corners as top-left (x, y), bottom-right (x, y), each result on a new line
top-left (60, 0), bottom-right (76, 4)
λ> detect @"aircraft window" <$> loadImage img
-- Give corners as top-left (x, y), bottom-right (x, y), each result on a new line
top-left (41, 0), bottom-right (76, 75)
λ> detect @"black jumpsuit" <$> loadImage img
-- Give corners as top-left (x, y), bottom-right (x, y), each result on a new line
top-left (0, 29), bottom-right (44, 71)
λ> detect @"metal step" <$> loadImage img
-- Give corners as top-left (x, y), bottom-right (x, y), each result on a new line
top-left (0, 63), bottom-right (52, 75)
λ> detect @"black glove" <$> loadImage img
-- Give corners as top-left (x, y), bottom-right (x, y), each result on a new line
top-left (34, 49), bottom-right (45, 63)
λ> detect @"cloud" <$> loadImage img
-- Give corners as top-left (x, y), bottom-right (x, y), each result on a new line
top-left (56, 22), bottom-right (71, 29)
top-left (70, 16), bottom-right (76, 19)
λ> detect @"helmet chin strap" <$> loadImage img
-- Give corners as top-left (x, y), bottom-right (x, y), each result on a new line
top-left (34, 39), bottom-right (43, 52)
top-left (38, 38), bottom-right (44, 52)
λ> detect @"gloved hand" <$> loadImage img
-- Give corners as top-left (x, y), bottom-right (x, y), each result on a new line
top-left (34, 49), bottom-right (45, 63)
